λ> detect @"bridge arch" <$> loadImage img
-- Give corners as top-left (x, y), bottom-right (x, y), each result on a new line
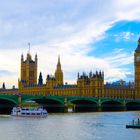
top-left (101, 100), bottom-right (123, 111)
top-left (0, 97), bottom-right (17, 105)
top-left (101, 99), bottom-right (123, 105)
top-left (22, 96), bottom-right (64, 112)
top-left (69, 98), bottom-right (98, 112)
top-left (23, 96), bottom-right (64, 105)
top-left (126, 101), bottom-right (140, 110)
top-left (69, 98), bottom-right (98, 104)
top-left (0, 97), bottom-right (17, 114)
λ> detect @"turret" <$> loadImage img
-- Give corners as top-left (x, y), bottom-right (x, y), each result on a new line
top-left (35, 53), bottom-right (37, 63)
top-left (21, 53), bottom-right (24, 63)
top-left (89, 70), bottom-right (104, 97)
top-left (26, 52), bottom-right (32, 62)
top-left (77, 72), bottom-right (90, 87)
top-left (77, 72), bottom-right (80, 79)
top-left (89, 71), bottom-right (92, 78)
top-left (102, 71), bottom-right (104, 78)
top-left (46, 74), bottom-right (56, 89)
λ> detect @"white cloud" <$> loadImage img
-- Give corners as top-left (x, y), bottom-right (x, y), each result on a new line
top-left (0, 0), bottom-right (140, 87)
top-left (114, 32), bottom-right (138, 42)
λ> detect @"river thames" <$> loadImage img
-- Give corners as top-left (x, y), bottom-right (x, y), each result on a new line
top-left (0, 111), bottom-right (140, 140)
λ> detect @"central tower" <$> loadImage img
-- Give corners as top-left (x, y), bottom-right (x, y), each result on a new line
top-left (134, 38), bottom-right (140, 99)
top-left (55, 56), bottom-right (63, 85)
top-left (19, 52), bottom-right (37, 87)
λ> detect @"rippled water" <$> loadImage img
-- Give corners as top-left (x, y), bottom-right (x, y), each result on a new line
top-left (0, 112), bottom-right (140, 140)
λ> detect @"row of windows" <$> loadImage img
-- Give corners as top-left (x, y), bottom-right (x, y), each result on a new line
top-left (22, 71), bottom-right (35, 77)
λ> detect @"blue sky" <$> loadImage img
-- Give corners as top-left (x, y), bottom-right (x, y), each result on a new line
top-left (0, 0), bottom-right (140, 88)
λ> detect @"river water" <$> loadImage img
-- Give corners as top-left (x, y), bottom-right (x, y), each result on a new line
top-left (0, 111), bottom-right (140, 140)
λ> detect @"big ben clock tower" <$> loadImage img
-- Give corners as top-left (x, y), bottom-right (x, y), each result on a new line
top-left (134, 38), bottom-right (140, 99)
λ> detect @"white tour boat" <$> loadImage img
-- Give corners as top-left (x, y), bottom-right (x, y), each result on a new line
top-left (11, 107), bottom-right (48, 117)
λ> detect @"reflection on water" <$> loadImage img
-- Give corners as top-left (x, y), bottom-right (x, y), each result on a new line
top-left (0, 112), bottom-right (140, 140)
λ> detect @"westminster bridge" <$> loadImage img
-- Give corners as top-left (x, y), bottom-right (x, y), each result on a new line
top-left (0, 94), bottom-right (140, 114)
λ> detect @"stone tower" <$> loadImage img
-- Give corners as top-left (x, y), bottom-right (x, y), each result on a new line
top-left (55, 56), bottom-right (63, 85)
top-left (134, 38), bottom-right (140, 99)
top-left (19, 52), bottom-right (37, 87)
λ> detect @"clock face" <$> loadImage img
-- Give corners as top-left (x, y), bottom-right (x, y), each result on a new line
top-left (137, 56), bottom-right (140, 61)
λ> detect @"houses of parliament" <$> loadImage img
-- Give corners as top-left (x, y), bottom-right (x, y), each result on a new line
top-left (1, 38), bottom-right (140, 100)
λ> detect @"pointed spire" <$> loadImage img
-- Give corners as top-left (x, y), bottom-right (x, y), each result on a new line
top-left (35, 53), bottom-right (37, 63)
top-left (83, 72), bottom-right (85, 76)
top-left (99, 70), bottom-right (102, 77)
top-left (38, 72), bottom-right (43, 85)
top-left (28, 42), bottom-right (31, 54)
top-left (58, 55), bottom-right (60, 65)
top-left (102, 71), bottom-right (104, 78)
top-left (138, 37), bottom-right (140, 45)
top-left (77, 72), bottom-right (80, 79)
top-left (2, 82), bottom-right (5, 89)
top-left (89, 71), bottom-right (92, 78)
top-left (57, 55), bottom-right (61, 69)
top-left (35, 53), bottom-right (37, 58)
top-left (21, 53), bottom-right (24, 62)
top-left (96, 71), bottom-right (98, 77)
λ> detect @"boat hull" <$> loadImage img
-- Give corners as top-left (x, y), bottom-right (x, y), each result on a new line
top-left (11, 114), bottom-right (48, 118)
top-left (11, 107), bottom-right (48, 118)
top-left (126, 125), bottom-right (140, 129)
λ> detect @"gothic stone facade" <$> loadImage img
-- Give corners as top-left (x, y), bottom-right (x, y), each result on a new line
top-left (1, 39), bottom-right (140, 99)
